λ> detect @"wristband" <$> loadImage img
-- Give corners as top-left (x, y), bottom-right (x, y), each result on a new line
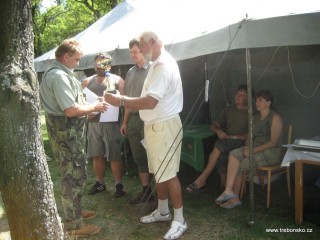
top-left (120, 97), bottom-right (125, 107)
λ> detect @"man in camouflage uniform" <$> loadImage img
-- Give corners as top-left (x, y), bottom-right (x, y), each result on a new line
top-left (40, 39), bottom-right (107, 237)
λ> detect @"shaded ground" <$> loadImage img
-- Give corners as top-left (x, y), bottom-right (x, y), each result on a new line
top-left (1, 157), bottom-right (320, 239)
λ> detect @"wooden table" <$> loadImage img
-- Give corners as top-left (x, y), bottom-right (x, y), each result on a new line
top-left (294, 160), bottom-right (320, 224)
top-left (282, 148), bottom-right (320, 224)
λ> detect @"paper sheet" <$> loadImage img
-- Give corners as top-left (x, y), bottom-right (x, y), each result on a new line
top-left (83, 87), bottom-right (119, 122)
top-left (83, 87), bottom-right (99, 115)
top-left (83, 87), bottom-right (99, 104)
top-left (99, 106), bottom-right (119, 122)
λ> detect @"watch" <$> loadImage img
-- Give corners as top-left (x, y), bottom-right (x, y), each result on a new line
top-left (120, 97), bottom-right (125, 107)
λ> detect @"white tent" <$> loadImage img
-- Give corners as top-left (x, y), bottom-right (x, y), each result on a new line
top-left (34, 0), bottom-right (320, 72)
top-left (35, 0), bottom-right (320, 140)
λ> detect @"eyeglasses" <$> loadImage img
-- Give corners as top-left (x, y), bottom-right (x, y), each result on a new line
top-left (129, 50), bottom-right (141, 55)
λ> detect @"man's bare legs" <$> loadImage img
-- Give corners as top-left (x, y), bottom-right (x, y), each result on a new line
top-left (93, 155), bottom-right (106, 183)
top-left (88, 155), bottom-right (107, 195)
top-left (90, 156), bottom-right (125, 197)
top-left (157, 177), bottom-right (182, 207)
top-left (186, 148), bottom-right (221, 191)
top-left (140, 175), bottom-right (187, 239)
top-left (156, 176), bottom-right (184, 223)
top-left (110, 160), bottom-right (123, 184)
top-left (92, 156), bottom-right (124, 184)
top-left (110, 159), bottom-right (125, 197)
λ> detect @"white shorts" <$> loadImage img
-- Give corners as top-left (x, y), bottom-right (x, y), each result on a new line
top-left (144, 116), bottom-right (182, 183)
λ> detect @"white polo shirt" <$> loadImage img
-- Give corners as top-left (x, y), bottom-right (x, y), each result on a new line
top-left (139, 51), bottom-right (183, 124)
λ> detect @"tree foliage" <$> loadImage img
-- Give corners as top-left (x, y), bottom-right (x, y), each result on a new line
top-left (33, 0), bottom-right (121, 57)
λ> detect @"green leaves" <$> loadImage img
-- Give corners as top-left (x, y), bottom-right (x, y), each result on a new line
top-left (33, 0), bottom-right (121, 57)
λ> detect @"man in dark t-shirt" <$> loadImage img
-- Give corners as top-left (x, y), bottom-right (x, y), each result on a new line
top-left (184, 84), bottom-right (251, 194)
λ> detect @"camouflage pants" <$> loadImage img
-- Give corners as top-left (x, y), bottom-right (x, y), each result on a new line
top-left (45, 114), bottom-right (87, 230)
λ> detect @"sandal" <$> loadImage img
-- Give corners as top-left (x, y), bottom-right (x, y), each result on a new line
top-left (183, 182), bottom-right (207, 194)
top-left (140, 209), bottom-right (172, 224)
top-left (215, 193), bottom-right (237, 205)
top-left (163, 220), bottom-right (188, 240)
top-left (220, 198), bottom-right (242, 209)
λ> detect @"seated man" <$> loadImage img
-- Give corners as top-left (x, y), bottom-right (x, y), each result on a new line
top-left (184, 84), bottom-right (251, 193)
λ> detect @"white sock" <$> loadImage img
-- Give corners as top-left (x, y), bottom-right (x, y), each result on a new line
top-left (173, 206), bottom-right (184, 224)
top-left (157, 199), bottom-right (169, 215)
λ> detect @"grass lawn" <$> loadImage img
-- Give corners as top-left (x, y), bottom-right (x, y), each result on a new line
top-left (1, 113), bottom-right (320, 239)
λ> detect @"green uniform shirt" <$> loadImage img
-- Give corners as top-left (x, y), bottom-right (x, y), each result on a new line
top-left (40, 60), bottom-right (86, 116)
top-left (215, 104), bottom-right (248, 135)
top-left (124, 62), bottom-right (150, 97)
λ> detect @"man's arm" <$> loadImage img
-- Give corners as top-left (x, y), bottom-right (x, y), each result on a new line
top-left (120, 108), bottom-right (130, 136)
top-left (211, 122), bottom-right (228, 139)
top-left (235, 133), bottom-right (248, 140)
top-left (104, 93), bottom-right (158, 111)
top-left (117, 77), bottom-right (125, 95)
top-left (81, 78), bottom-right (89, 89)
top-left (64, 102), bottom-right (108, 118)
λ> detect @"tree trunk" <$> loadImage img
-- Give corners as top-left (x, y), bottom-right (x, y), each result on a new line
top-left (0, 0), bottom-right (63, 239)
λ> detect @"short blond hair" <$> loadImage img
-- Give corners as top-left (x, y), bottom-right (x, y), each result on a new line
top-left (55, 38), bottom-right (83, 59)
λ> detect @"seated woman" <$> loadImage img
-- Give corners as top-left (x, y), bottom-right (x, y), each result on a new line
top-left (215, 89), bottom-right (283, 209)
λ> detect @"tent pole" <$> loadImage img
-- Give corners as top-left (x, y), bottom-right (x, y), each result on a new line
top-left (246, 48), bottom-right (255, 226)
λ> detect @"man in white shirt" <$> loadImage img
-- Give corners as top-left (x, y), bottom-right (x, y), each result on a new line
top-left (104, 31), bottom-right (187, 240)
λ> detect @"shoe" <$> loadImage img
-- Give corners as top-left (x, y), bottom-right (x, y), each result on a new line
top-left (220, 199), bottom-right (242, 209)
top-left (82, 210), bottom-right (97, 220)
top-left (183, 182), bottom-right (207, 194)
top-left (163, 221), bottom-right (188, 240)
top-left (66, 224), bottom-right (101, 238)
top-left (114, 183), bottom-right (126, 198)
top-left (215, 193), bottom-right (237, 205)
top-left (140, 209), bottom-right (172, 224)
top-left (89, 181), bottom-right (106, 195)
top-left (130, 191), bottom-right (155, 205)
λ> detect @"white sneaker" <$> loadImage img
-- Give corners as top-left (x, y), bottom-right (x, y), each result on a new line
top-left (163, 220), bottom-right (188, 240)
top-left (140, 209), bottom-right (172, 224)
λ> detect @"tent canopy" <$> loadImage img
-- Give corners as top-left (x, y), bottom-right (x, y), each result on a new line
top-left (34, 0), bottom-right (320, 154)
top-left (34, 0), bottom-right (320, 72)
